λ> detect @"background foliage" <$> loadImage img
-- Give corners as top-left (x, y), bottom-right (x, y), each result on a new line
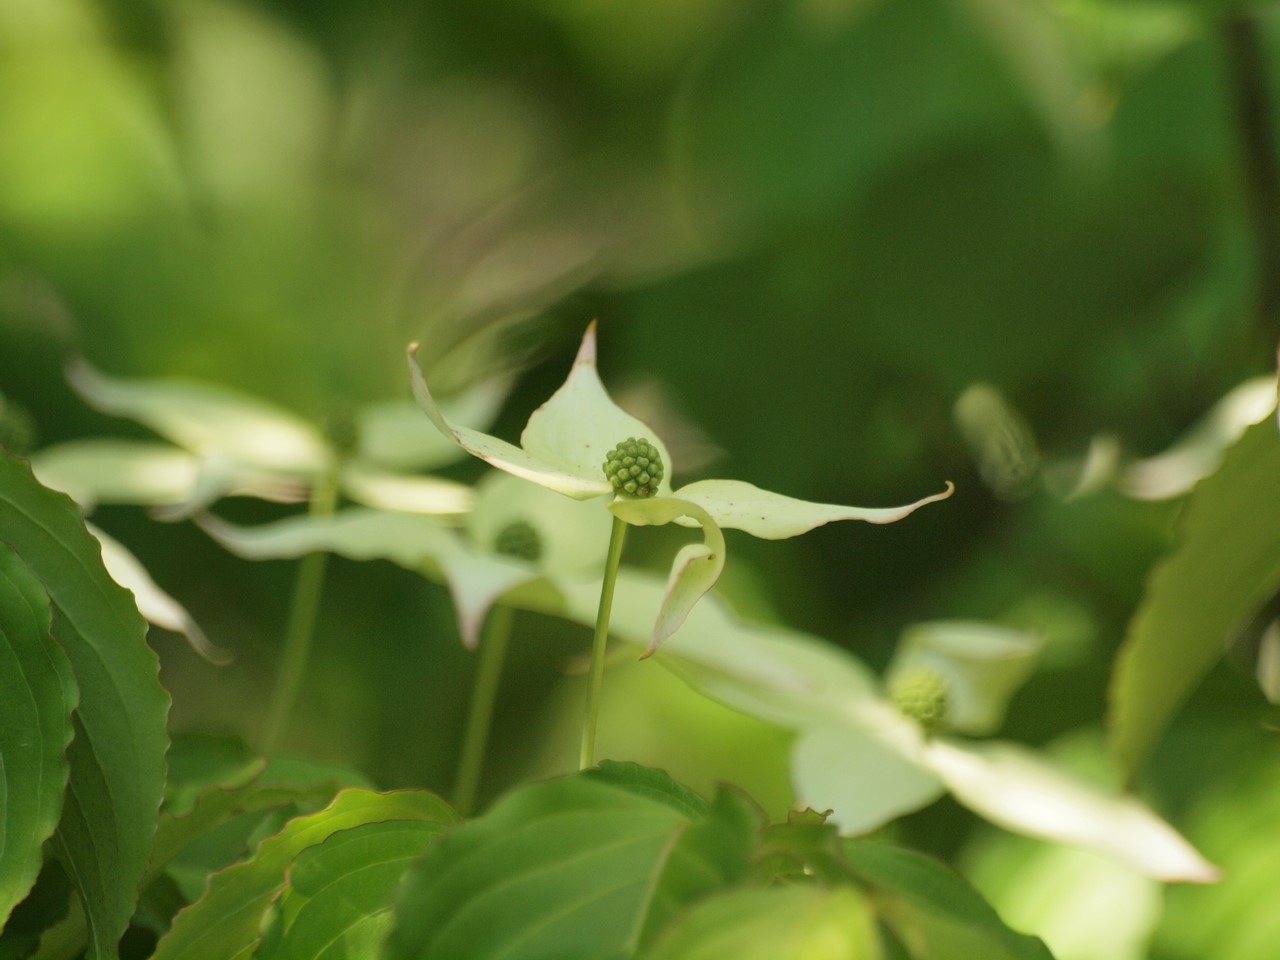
top-left (2, 1), bottom-right (1280, 958)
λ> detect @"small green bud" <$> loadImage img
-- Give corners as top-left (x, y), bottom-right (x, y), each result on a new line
top-left (887, 668), bottom-right (950, 733)
top-left (602, 437), bottom-right (664, 499)
top-left (0, 397), bottom-right (38, 457)
top-left (493, 520), bottom-right (542, 563)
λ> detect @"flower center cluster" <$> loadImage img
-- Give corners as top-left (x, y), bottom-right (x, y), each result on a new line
top-left (887, 668), bottom-right (950, 733)
top-left (603, 437), bottom-right (664, 498)
top-left (493, 520), bottom-right (543, 562)
top-left (322, 407), bottom-right (360, 458)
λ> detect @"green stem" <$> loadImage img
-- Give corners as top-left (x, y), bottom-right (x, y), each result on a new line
top-left (453, 603), bottom-right (515, 816)
top-left (261, 469), bottom-right (339, 755)
top-left (580, 515), bottom-right (628, 770)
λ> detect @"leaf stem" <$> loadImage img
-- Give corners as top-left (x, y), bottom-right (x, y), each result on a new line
top-left (580, 514), bottom-right (627, 770)
top-left (453, 603), bottom-right (515, 816)
top-left (261, 469), bottom-right (339, 754)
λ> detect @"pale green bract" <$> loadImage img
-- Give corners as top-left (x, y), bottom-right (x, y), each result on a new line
top-left (32, 357), bottom-right (493, 518)
top-left (554, 569), bottom-right (1219, 884)
top-left (408, 322), bottom-right (954, 653)
top-left (200, 470), bottom-right (613, 649)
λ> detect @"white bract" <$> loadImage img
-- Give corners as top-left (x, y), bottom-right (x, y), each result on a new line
top-left (199, 470), bottom-right (613, 649)
top-left (32, 358), bottom-right (493, 518)
top-left (408, 321), bottom-right (953, 653)
top-left (555, 569), bottom-right (1219, 884)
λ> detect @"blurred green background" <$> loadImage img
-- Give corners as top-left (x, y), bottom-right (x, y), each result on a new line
top-left (3, 1), bottom-right (1280, 956)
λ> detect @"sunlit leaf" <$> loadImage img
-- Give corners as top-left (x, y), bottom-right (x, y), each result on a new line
top-left (640, 886), bottom-right (880, 960)
top-left (1155, 750), bottom-right (1280, 960)
top-left (152, 789), bottom-right (458, 960)
top-left (963, 827), bottom-right (1160, 960)
top-left (385, 768), bottom-right (756, 960)
top-left (0, 545), bottom-right (76, 924)
top-left (256, 820), bottom-right (443, 960)
top-left (0, 451), bottom-right (169, 960)
top-left (1108, 418), bottom-right (1280, 776)
top-left (842, 839), bottom-right (1055, 960)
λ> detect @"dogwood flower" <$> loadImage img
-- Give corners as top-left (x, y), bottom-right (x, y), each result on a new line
top-left (408, 322), bottom-right (953, 653)
top-left (552, 569), bottom-right (1218, 883)
top-left (198, 470), bottom-right (613, 649)
top-left (32, 357), bottom-right (493, 518)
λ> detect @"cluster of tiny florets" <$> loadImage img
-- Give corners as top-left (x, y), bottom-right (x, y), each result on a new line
top-left (603, 437), bottom-right (664, 498)
top-left (493, 520), bottom-right (543, 563)
top-left (887, 669), bottom-right (950, 733)
top-left (322, 407), bottom-right (361, 459)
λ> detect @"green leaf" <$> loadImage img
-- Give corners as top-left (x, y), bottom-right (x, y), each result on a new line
top-left (151, 788), bottom-right (458, 960)
top-left (0, 451), bottom-right (170, 960)
top-left (842, 840), bottom-right (1056, 960)
top-left (256, 820), bottom-right (443, 960)
top-left (1108, 417), bottom-right (1280, 776)
top-left (145, 761), bottom-right (343, 885)
top-left (385, 769), bottom-right (756, 960)
top-left (583, 761), bottom-right (710, 819)
top-left (640, 886), bottom-right (880, 960)
top-left (670, 0), bottom-right (1073, 237)
top-left (0, 545), bottom-right (76, 924)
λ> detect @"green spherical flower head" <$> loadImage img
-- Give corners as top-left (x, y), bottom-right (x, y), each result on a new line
top-left (322, 407), bottom-right (360, 459)
top-left (0, 398), bottom-right (38, 458)
top-left (887, 668), bottom-right (950, 733)
top-left (493, 520), bottom-right (543, 563)
top-left (603, 436), bottom-right (664, 498)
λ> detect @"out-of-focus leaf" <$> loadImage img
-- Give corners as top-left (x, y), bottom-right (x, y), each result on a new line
top-left (640, 885), bottom-right (880, 960)
top-left (151, 789), bottom-right (459, 960)
top-left (89, 523), bottom-right (230, 663)
top-left (842, 840), bottom-right (1055, 960)
top-left (954, 382), bottom-right (1041, 501)
top-left (1108, 418), bottom-right (1280, 776)
top-left (256, 820), bottom-right (443, 960)
top-left (1119, 376), bottom-right (1276, 501)
top-left (385, 767), bottom-right (756, 960)
top-left (1154, 751), bottom-right (1280, 960)
top-left (0, 451), bottom-right (169, 960)
top-left (0, 545), bottom-right (76, 924)
top-left (963, 828), bottom-right (1160, 960)
top-left (671, 0), bottom-right (1072, 238)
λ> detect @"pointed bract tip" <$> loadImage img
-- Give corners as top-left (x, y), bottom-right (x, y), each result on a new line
top-left (574, 321), bottom-right (599, 366)
top-left (407, 341), bottom-right (420, 357)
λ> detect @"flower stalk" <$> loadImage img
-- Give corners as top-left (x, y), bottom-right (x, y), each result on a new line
top-left (453, 603), bottom-right (516, 815)
top-left (580, 515), bottom-right (628, 769)
top-left (261, 468), bottom-right (339, 754)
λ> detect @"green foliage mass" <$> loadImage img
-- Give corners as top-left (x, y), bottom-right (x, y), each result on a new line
top-left (2, 0), bottom-right (1279, 956)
